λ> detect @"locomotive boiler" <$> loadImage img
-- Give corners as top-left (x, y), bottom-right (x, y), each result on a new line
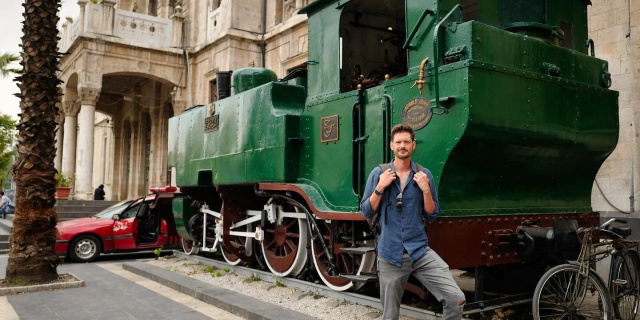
top-left (168, 0), bottom-right (619, 297)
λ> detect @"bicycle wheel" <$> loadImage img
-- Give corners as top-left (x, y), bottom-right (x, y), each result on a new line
top-left (533, 264), bottom-right (614, 320)
top-left (611, 252), bottom-right (640, 320)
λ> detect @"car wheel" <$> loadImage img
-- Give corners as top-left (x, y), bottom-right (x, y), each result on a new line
top-left (182, 238), bottom-right (200, 255)
top-left (69, 235), bottom-right (102, 263)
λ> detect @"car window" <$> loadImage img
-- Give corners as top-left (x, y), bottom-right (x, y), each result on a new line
top-left (94, 200), bottom-right (134, 219)
top-left (121, 204), bottom-right (141, 219)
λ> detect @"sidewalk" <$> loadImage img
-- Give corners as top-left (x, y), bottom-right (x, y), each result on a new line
top-left (0, 255), bottom-right (316, 320)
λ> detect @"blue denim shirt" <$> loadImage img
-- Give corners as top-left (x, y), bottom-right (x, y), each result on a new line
top-left (360, 160), bottom-right (440, 267)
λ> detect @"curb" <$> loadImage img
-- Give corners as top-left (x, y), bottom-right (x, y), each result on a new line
top-left (0, 273), bottom-right (85, 296)
top-left (123, 261), bottom-right (318, 320)
top-left (172, 251), bottom-right (437, 319)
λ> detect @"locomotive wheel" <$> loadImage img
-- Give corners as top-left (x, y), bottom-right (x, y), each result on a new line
top-left (261, 206), bottom-right (308, 277)
top-left (311, 220), bottom-right (375, 291)
top-left (221, 223), bottom-right (253, 266)
top-left (181, 238), bottom-right (200, 255)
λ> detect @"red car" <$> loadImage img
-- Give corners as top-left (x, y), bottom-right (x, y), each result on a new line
top-left (55, 192), bottom-right (181, 262)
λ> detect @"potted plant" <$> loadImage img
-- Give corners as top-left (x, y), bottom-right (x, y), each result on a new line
top-left (55, 172), bottom-right (75, 200)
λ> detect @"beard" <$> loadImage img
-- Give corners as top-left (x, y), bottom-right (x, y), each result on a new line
top-left (394, 148), bottom-right (411, 160)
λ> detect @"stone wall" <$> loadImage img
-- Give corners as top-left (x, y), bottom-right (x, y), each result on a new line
top-left (589, 0), bottom-right (640, 215)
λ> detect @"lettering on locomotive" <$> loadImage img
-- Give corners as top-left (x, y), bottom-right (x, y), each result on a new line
top-left (402, 97), bottom-right (432, 130)
top-left (204, 115), bottom-right (219, 133)
top-left (321, 115), bottom-right (339, 142)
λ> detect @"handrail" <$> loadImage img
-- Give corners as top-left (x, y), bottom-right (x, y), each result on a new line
top-left (383, 94), bottom-right (393, 162)
top-left (586, 39), bottom-right (595, 57)
top-left (432, 4), bottom-right (463, 108)
top-left (403, 8), bottom-right (435, 50)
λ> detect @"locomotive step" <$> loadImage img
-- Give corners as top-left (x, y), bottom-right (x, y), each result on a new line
top-left (339, 246), bottom-right (375, 255)
top-left (339, 235), bottom-right (375, 242)
top-left (339, 273), bottom-right (378, 283)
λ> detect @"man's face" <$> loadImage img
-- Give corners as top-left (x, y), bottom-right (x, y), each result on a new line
top-left (390, 131), bottom-right (415, 160)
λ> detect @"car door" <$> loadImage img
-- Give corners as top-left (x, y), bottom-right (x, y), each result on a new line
top-left (112, 199), bottom-right (144, 249)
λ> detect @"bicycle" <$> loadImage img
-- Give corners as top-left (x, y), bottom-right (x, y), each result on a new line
top-left (532, 218), bottom-right (640, 320)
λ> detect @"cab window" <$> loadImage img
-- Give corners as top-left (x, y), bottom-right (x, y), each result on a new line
top-left (339, 0), bottom-right (407, 92)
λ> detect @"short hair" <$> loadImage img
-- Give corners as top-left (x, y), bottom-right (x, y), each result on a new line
top-left (0, 191), bottom-right (4, 195)
top-left (390, 124), bottom-right (415, 142)
top-left (99, 184), bottom-right (104, 188)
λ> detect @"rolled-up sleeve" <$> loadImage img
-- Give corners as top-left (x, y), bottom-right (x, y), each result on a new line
top-left (360, 167), bottom-right (381, 219)
top-left (422, 169), bottom-right (440, 222)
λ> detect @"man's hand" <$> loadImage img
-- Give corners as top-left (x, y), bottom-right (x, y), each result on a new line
top-left (376, 169), bottom-right (396, 191)
top-left (413, 171), bottom-right (431, 194)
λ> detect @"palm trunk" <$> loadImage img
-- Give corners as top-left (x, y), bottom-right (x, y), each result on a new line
top-left (5, 0), bottom-right (62, 284)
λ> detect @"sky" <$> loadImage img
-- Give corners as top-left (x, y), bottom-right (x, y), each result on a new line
top-left (0, 0), bottom-right (80, 121)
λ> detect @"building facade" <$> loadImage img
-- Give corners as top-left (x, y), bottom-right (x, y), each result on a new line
top-left (57, 0), bottom-right (310, 200)
top-left (57, 0), bottom-right (639, 221)
top-left (589, 0), bottom-right (640, 220)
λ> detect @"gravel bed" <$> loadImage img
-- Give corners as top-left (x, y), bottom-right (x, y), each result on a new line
top-left (147, 256), bottom-right (420, 320)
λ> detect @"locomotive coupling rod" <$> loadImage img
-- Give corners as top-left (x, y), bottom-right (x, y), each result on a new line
top-left (410, 57), bottom-right (429, 95)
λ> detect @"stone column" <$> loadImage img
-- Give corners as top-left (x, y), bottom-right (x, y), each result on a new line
top-left (74, 87), bottom-right (100, 200)
top-left (127, 118), bottom-right (141, 198)
top-left (78, 0), bottom-right (88, 33)
top-left (170, 5), bottom-right (185, 48)
top-left (102, 0), bottom-right (116, 36)
top-left (61, 101), bottom-right (80, 184)
top-left (149, 107), bottom-right (169, 187)
top-left (54, 110), bottom-right (64, 172)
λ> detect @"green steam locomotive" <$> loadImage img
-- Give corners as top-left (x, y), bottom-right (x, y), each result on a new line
top-left (168, 0), bottom-right (618, 297)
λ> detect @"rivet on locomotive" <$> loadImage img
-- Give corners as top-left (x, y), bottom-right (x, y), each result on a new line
top-left (168, 0), bottom-right (619, 303)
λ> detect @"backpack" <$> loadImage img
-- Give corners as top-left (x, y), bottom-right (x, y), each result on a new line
top-left (366, 163), bottom-right (423, 236)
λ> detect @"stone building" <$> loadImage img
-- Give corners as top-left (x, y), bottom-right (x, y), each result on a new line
top-left (57, 0), bottom-right (310, 200)
top-left (589, 0), bottom-right (640, 222)
top-left (57, 0), bottom-right (638, 221)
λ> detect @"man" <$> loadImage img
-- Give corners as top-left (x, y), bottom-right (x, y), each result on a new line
top-left (94, 184), bottom-right (105, 200)
top-left (361, 124), bottom-right (465, 320)
top-left (0, 191), bottom-right (14, 219)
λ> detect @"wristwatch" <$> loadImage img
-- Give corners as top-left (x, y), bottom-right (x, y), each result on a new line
top-left (374, 188), bottom-right (383, 195)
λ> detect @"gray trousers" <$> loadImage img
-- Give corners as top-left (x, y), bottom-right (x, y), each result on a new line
top-left (378, 248), bottom-right (465, 320)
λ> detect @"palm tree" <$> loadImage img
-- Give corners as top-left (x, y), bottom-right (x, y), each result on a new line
top-left (5, 0), bottom-right (61, 284)
top-left (0, 53), bottom-right (19, 78)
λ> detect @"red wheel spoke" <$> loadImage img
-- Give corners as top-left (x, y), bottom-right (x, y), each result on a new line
top-left (286, 219), bottom-right (296, 229)
top-left (285, 239), bottom-right (297, 252)
top-left (265, 239), bottom-right (276, 250)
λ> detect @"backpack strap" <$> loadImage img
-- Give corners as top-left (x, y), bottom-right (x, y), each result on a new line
top-left (368, 164), bottom-right (392, 235)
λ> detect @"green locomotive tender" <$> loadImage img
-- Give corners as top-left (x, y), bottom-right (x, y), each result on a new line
top-left (169, 0), bottom-right (618, 294)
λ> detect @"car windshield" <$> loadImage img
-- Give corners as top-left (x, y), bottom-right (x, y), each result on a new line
top-left (93, 200), bottom-right (135, 219)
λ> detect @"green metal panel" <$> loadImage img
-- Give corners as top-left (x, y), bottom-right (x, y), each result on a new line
top-left (170, 82), bottom-right (306, 187)
top-left (172, 197), bottom-right (195, 240)
top-left (438, 65), bottom-right (618, 216)
top-left (499, 0), bottom-right (545, 25)
top-left (546, 0), bottom-right (589, 53)
top-left (405, 0), bottom-right (438, 71)
top-left (306, 4), bottom-right (342, 99)
top-left (232, 67), bottom-right (278, 95)
top-left (299, 92), bottom-right (360, 211)
top-left (445, 21), bottom-right (609, 87)
top-left (476, 0), bottom-right (500, 26)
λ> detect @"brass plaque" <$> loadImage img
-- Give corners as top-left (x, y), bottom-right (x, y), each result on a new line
top-left (204, 115), bottom-right (219, 133)
top-left (320, 115), bottom-right (339, 142)
top-left (402, 97), bottom-right (432, 131)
